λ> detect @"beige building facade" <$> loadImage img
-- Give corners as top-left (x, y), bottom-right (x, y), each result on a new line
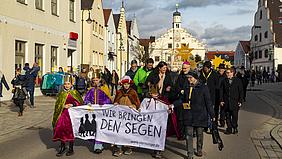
top-left (0, 0), bottom-right (81, 100)
top-left (81, 0), bottom-right (105, 70)
top-left (113, 2), bottom-right (128, 77)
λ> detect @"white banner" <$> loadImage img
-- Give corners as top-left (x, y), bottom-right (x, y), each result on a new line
top-left (69, 104), bottom-right (168, 151)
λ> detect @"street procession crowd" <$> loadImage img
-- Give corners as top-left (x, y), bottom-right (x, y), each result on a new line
top-left (0, 58), bottom-right (251, 159)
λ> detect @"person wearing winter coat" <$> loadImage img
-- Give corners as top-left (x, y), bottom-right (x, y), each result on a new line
top-left (133, 58), bottom-right (154, 100)
top-left (172, 61), bottom-right (191, 139)
top-left (181, 71), bottom-right (215, 159)
top-left (0, 70), bottom-right (10, 106)
top-left (145, 61), bottom-right (173, 99)
top-left (11, 68), bottom-right (26, 116)
top-left (220, 68), bottom-right (244, 135)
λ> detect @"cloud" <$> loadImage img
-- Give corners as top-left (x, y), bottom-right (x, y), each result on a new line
top-left (200, 25), bottom-right (252, 50)
top-left (229, 8), bottom-right (255, 15)
top-left (179, 0), bottom-right (249, 8)
top-left (102, 0), bottom-right (255, 50)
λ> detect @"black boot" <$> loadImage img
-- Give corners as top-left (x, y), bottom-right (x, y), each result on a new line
top-left (56, 142), bottom-right (66, 157)
top-left (66, 142), bottom-right (74, 156)
top-left (233, 128), bottom-right (238, 134)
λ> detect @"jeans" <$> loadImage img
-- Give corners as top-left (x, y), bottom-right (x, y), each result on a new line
top-left (185, 126), bottom-right (204, 158)
top-left (26, 87), bottom-right (35, 106)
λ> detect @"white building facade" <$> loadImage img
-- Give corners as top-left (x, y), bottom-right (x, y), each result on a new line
top-left (250, 0), bottom-right (282, 72)
top-left (150, 6), bottom-right (206, 68)
top-left (0, 0), bottom-right (81, 100)
top-left (103, 9), bottom-right (117, 72)
top-left (127, 17), bottom-right (141, 67)
top-left (234, 41), bottom-right (251, 70)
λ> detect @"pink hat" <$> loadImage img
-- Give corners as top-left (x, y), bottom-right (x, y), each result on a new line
top-left (183, 61), bottom-right (190, 65)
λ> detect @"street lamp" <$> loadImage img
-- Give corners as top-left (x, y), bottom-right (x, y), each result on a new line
top-left (81, 9), bottom-right (93, 72)
top-left (118, 32), bottom-right (125, 76)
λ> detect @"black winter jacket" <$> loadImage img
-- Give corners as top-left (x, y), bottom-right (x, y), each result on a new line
top-left (220, 77), bottom-right (244, 111)
top-left (181, 81), bottom-right (215, 127)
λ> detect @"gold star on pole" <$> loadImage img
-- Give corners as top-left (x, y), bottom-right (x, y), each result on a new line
top-left (176, 44), bottom-right (194, 61)
top-left (211, 55), bottom-right (224, 69)
top-left (224, 61), bottom-right (232, 68)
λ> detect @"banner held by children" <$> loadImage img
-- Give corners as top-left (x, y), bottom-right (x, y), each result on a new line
top-left (69, 104), bottom-right (168, 151)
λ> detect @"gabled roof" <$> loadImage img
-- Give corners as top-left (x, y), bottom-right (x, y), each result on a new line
top-left (103, 9), bottom-right (112, 26)
top-left (239, 41), bottom-right (250, 53)
top-left (113, 14), bottom-right (120, 33)
top-left (126, 21), bottom-right (132, 35)
top-left (140, 38), bottom-right (155, 47)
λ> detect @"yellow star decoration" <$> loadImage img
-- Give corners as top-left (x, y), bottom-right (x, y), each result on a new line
top-left (176, 44), bottom-right (194, 61)
top-left (212, 55), bottom-right (224, 69)
top-left (224, 61), bottom-right (232, 69)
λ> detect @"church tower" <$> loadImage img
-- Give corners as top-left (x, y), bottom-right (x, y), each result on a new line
top-left (173, 3), bottom-right (181, 29)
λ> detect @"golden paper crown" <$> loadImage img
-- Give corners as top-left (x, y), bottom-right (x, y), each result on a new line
top-left (64, 74), bottom-right (75, 84)
top-left (92, 69), bottom-right (101, 79)
top-left (149, 84), bottom-right (159, 95)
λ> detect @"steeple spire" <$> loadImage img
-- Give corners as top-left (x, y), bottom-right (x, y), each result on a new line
top-left (122, 0), bottom-right (124, 8)
top-left (176, 3), bottom-right (179, 12)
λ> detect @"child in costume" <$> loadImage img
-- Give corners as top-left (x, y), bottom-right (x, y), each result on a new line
top-left (84, 70), bottom-right (112, 154)
top-left (139, 84), bottom-right (174, 159)
top-left (52, 75), bottom-right (83, 157)
top-left (113, 76), bottom-right (140, 157)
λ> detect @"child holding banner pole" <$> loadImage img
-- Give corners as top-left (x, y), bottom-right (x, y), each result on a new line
top-left (139, 84), bottom-right (173, 159)
top-left (52, 75), bottom-right (83, 157)
top-left (113, 76), bottom-right (140, 157)
top-left (84, 70), bottom-right (112, 154)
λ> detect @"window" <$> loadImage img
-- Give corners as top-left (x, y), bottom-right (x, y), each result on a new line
top-left (51, 0), bottom-right (58, 16)
top-left (264, 31), bottom-right (268, 38)
top-left (51, 46), bottom-right (58, 72)
top-left (255, 51), bottom-right (258, 59)
top-left (35, 0), bottom-right (43, 10)
top-left (259, 33), bottom-right (262, 42)
top-left (279, 18), bottom-right (282, 24)
top-left (15, 40), bottom-right (26, 70)
top-left (69, 0), bottom-right (75, 22)
top-left (176, 24), bottom-right (179, 28)
top-left (260, 10), bottom-right (262, 19)
top-left (95, 22), bottom-right (98, 33)
top-left (259, 50), bottom-right (262, 58)
top-left (17, 0), bottom-right (26, 4)
top-left (168, 56), bottom-right (171, 62)
top-left (255, 35), bottom-right (258, 41)
top-left (155, 56), bottom-right (160, 62)
top-left (168, 43), bottom-right (172, 48)
top-left (264, 49), bottom-right (268, 58)
top-left (35, 44), bottom-right (44, 87)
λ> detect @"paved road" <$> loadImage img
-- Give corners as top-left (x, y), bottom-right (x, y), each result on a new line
top-left (0, 86), bottom-right (278, 159)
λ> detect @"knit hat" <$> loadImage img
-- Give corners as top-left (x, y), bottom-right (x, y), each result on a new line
top-left (120, 76), bottom-right (133, 85)
top-left (187, 71), bottom-right (199, 79)
top-left (218, 63), bottom-right (225, 69)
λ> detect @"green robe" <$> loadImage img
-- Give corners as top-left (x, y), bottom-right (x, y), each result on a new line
top-left (52, 89), bottom-right (83, 128)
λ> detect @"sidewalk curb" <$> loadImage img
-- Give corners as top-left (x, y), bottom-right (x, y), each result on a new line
top-left (256, 93), bottom-right (282, 149)
top-left (271, 124), bottom-right (282, 149)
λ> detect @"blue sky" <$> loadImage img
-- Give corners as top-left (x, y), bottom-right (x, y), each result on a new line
top-left (103, 0), bottom-right (258, 50)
